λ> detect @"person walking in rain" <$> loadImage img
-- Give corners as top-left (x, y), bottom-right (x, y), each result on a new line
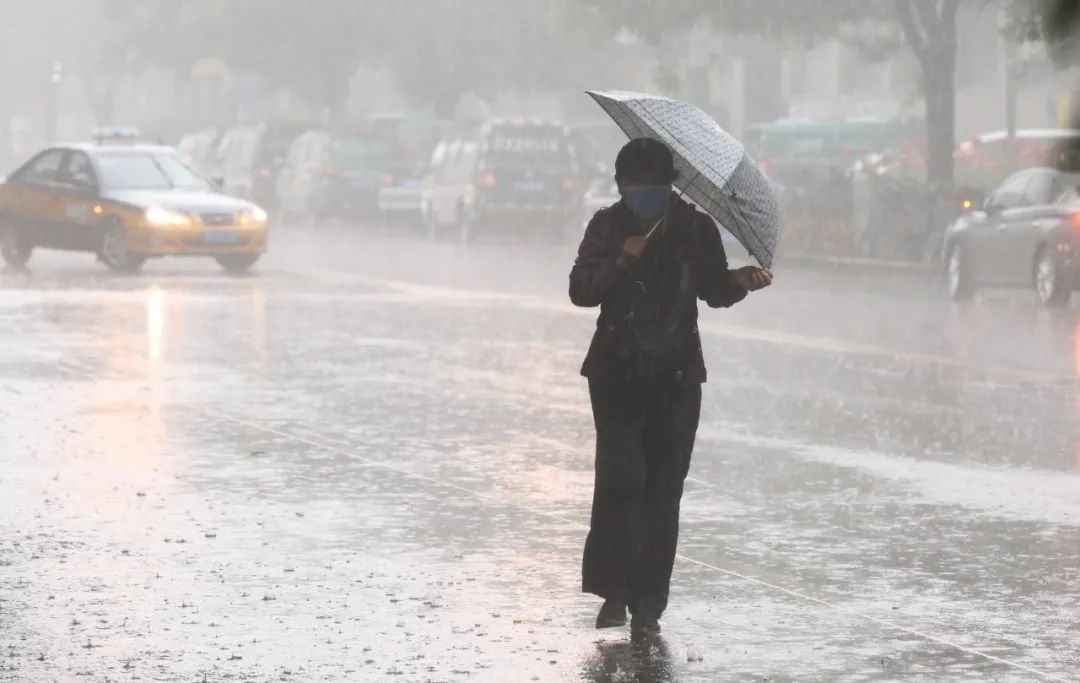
top-left (569, 138), bottom-right (772, 635)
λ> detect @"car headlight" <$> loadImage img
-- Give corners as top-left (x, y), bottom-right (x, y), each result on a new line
top-left (145, 206), bottom-right (192, 227)
top-left (238, 206), bottom-right (269, 225)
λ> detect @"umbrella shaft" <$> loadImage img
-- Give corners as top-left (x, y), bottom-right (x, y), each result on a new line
top-left (645, 171), bottom-right (700, 241)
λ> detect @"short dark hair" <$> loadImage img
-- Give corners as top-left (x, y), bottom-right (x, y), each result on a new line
top-left (614, 137), bottom-right (677, 184)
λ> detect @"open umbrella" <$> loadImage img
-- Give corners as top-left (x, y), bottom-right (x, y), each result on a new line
top-left (586, 89), bottom-right (780, 268)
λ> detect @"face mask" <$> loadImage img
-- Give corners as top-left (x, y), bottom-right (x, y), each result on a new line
top-left (621, 185), bottom-right (671, 221)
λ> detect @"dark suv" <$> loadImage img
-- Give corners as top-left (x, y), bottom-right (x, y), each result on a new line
top-left (421, 119), bottom-right (580, 242)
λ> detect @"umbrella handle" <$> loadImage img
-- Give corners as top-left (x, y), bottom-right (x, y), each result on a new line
top-left (644, 170), bottom-right (701, 241)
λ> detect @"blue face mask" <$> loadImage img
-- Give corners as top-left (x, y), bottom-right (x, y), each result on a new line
top-left (621, 185), bottom-right (671, 221)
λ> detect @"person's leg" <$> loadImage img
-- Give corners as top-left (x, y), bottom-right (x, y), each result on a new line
top-left (629, 382), bottom-right (702, 624)
top-left (582, 381), bottom-right (647, 606)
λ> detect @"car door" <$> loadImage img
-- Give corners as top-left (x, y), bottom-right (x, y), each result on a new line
top-left (424, 139), bottom-right (448, 222)
top-left (974, 171), bottom-right (1031, 285)
top-left (301, 133), bottom-right (329, 210)
top-left (222, 128), bottom-right (256, 196)
top-left (1000, 170), bottom-right (1059, 285)
top-left (277, 133), bottom-right (307, 211)
top-left (434, 137), bottom-right (461, 225)
top-left (242, 125), bottom-right (266, 196)
top-left (210, 128), bottom-right (241, 181)
top-left (55, 150), bottom-right (102, 250)
top-left (4, 148), bottom-right (68, 247)
top-left (456, 136), bottom-right (481, 218)
top-left (214, 131), bottom-right (239, 192)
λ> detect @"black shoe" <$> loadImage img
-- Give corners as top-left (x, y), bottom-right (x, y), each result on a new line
top-left (630, 614), bottom-right (661, 636)
top-left (595, 599), bottom-right (627, 629)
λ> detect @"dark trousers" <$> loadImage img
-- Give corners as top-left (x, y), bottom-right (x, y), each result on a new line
top-left (582, 380), bottom-right (702, 619)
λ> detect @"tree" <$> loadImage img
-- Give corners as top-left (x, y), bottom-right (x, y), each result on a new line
top-left (892, 0), bottom-right (959, 192)
top-left (580, 0), bottom-right (1034, 193)
top-left (1045, 0), bottom-right (1080, 42)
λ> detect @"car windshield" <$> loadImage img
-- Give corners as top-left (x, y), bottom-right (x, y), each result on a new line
top-left (96, 152), bottom-right (210, 190)
top-left (487, 126), bottom-right (570, 168)
top-left (393, 123), bottom-right (448, 162)
top-left (257, 126), bottom-right (310, 163)
top-left (331, 139), bottom-right (386, 170)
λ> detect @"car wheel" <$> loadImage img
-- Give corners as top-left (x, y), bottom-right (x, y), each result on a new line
top-left (99, 220), bottom-right (145, 273)
top-left (1035, 247), bottom-right (1070, 308)
top-left (216, 253), bottom-right (260, 274)
top-left (946, 243), bottom-right (974, 301)
top-left (0, 218), bottom-right (32, 268)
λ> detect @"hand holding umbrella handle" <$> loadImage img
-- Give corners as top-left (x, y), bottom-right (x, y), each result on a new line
top-left (616, 235), bottom-right (648, 270)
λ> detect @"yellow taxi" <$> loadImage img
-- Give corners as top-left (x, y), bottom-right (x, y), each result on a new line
top-left (0, 140), bottom-right (269, 272)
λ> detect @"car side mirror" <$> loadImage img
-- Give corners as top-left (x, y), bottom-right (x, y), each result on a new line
top-left (983, 198), bottom-right (1001, 215)
top-left (211, 176), bottom-right (225, 190)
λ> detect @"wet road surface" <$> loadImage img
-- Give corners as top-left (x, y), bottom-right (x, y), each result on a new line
top-left (2, 226), bottom-right (1079, 682)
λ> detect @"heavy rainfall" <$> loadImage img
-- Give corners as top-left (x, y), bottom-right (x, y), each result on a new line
top-left (1, 1), bottom-right (1080, 681)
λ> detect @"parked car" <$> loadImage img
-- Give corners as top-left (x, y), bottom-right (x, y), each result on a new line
top-left (421, 119), bottom-right (581, 242)
top-left (276, 129), bottom-right (388, 224)
top-left (570, 122), bottom-right (627, 188)
top-left (214, 121), bottom-right (310, 206)
top-left (954, 128), bottom-right (1080, 192)
top-left (944, 166), bottom-right (1080, 306)
top-left (0, 140), bottom-right (268, 273)
top-left (176, 127), bottom-right (221, 174)
top-left (369, 115), bottom-right (451, 221)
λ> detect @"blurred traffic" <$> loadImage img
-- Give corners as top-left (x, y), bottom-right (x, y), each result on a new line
top-left (4, 100), bottom-right (1080, 309)
top-left (8, 112), bottom-right (1080, 300)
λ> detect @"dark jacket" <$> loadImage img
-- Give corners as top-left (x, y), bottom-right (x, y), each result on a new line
top-left (569, 197), bottom-right (747, 384)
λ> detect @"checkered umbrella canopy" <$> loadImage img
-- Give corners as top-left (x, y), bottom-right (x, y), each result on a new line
top-left (587, 89), bottom-right (781, 268)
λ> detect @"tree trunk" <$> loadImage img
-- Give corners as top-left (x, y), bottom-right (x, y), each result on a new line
top-left (1004, 36), bottom-right (1019, 171)
top-left (924, 61), bottom-right (955, 192)
top-left (894, 0), bottom-right (959, 192)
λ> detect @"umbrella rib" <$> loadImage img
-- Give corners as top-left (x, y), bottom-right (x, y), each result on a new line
top-left (630, 103), bottom-right (774, 263)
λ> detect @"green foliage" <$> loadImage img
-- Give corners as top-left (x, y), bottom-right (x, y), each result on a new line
top-left (1039, 0), bottom-right (1080, 63)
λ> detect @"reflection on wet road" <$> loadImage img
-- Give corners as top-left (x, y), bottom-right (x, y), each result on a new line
top-left (2, 228), bottom-right (1079, 681)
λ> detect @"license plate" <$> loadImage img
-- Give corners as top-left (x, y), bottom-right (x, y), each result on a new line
top-left (203, 231), bottom-right (241, 244)
top-left (513, 180), bottom-right (546, 192)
